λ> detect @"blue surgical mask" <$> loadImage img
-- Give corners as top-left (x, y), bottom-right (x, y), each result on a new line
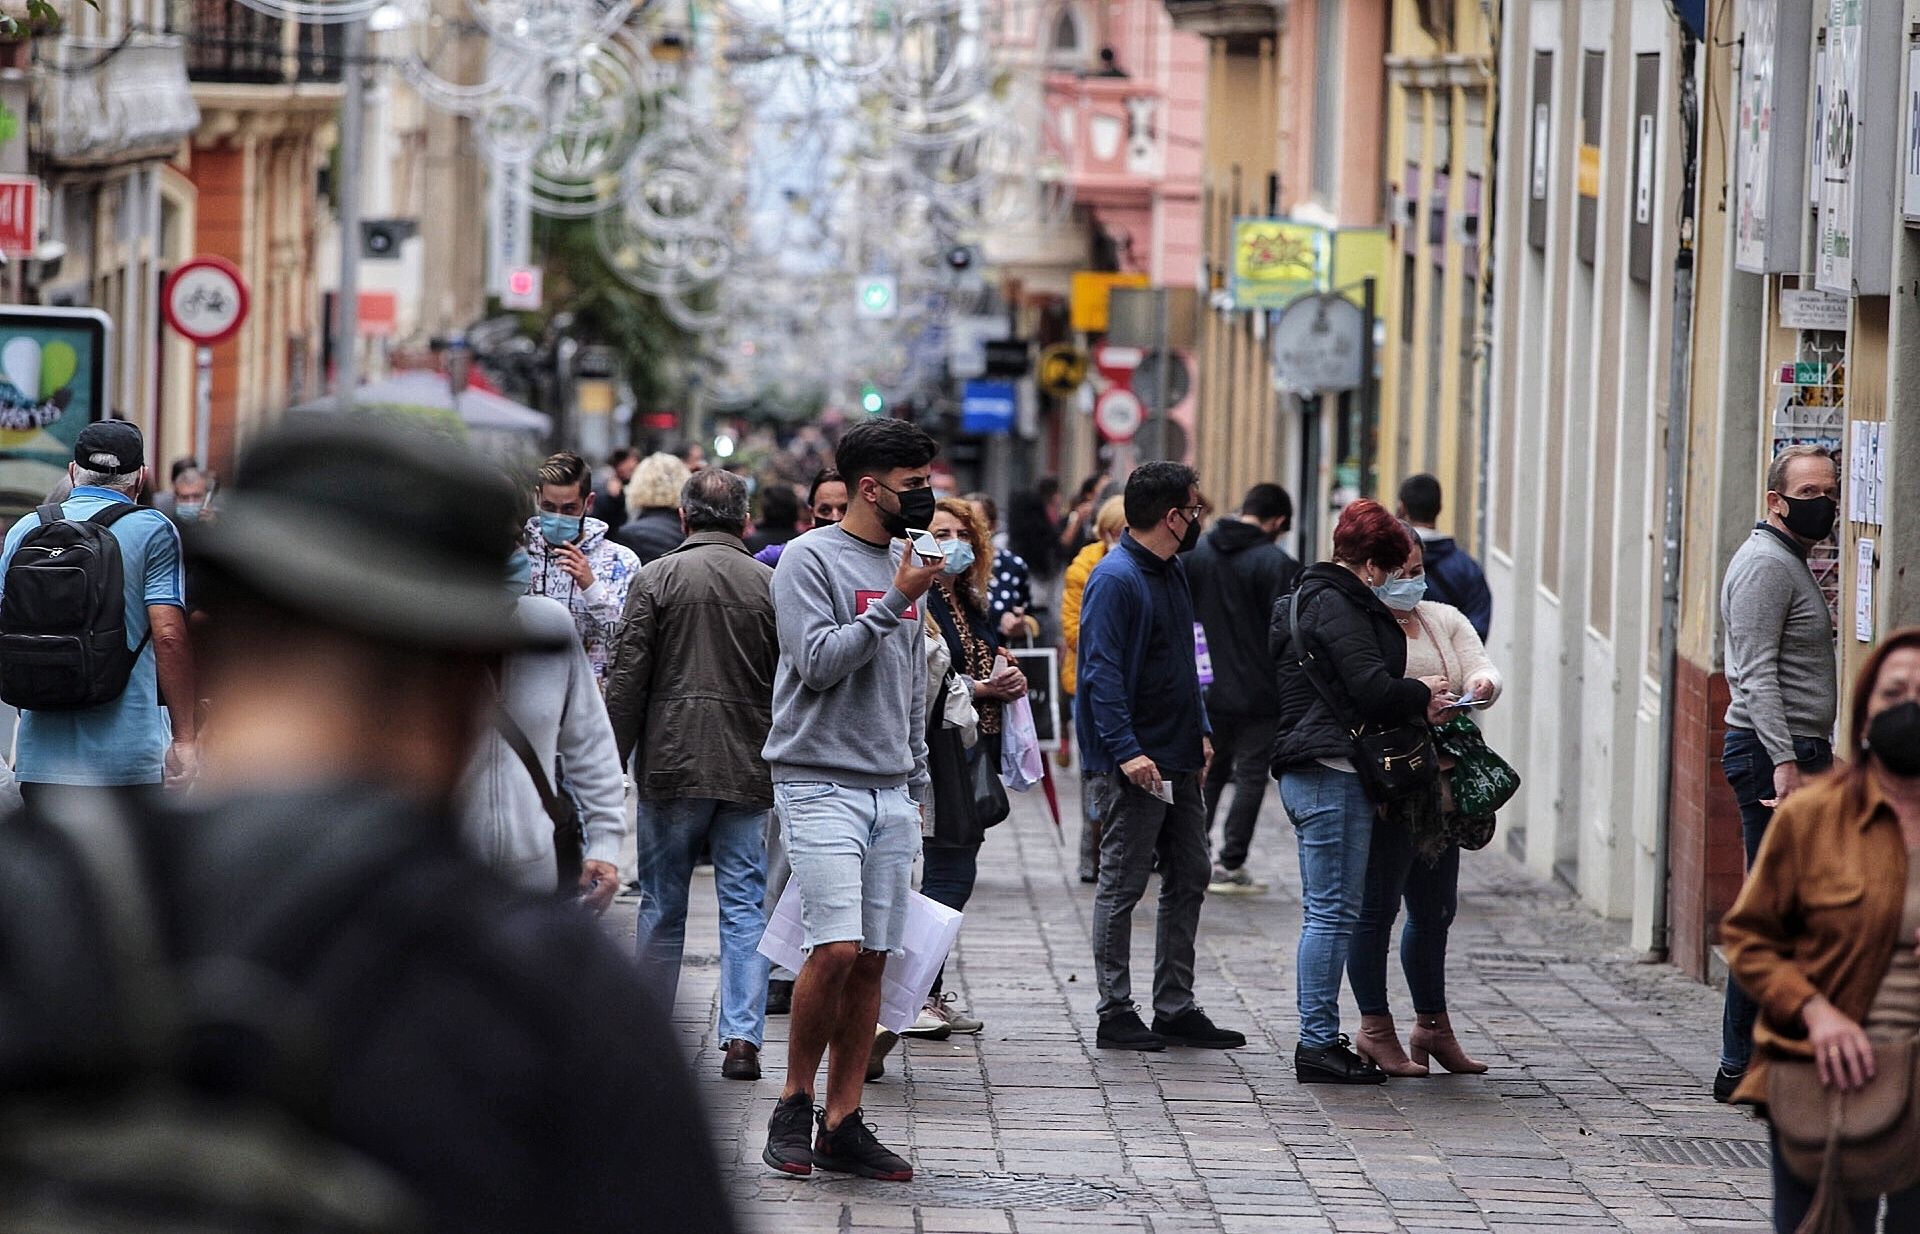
top-left (940, 538), bottom-right (976, 576)
top-left (505, 549), bottom-right (533, 594)
top-left (175, 501), bottom-right (203, 522)
top-left (538, 511), bottom-right (583, 546)
top-left (1375, 573), bottom-right (1427, 612)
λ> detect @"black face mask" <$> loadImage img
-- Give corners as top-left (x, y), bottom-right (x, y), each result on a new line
top-left (1868, 701), bottom-right (1920, 778)
top-left (1777, 493), bottom-right (1838, 542)
top-left (1175, 510), bottom-right (1202, 553)
top-left (878, 483), bottom-right (937, 539)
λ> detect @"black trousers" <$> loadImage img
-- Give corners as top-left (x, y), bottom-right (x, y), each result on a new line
top-left (1202, 712), bottom-right (1280, 870)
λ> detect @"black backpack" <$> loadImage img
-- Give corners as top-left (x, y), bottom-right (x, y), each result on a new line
top-left (0, 502), bottom-right (150, 710)
top-left (0, 797), bottom-right (432, 1233)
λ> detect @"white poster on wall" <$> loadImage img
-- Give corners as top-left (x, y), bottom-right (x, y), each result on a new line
top-left (1810, 45), bottom-right (1826, 209)
top-left (1857, 538), bottom-right (1876, 642)
top-left (1735, 0), bottom-right (1779, 270)
top-left (1906, 45), bottom-right (1920, 222)
top-left (1817, 0), bottom-right (1863, 292)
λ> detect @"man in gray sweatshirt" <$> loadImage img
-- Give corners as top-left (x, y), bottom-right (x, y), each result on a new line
top-left (1713, 443), bottom-right (1840, 1101)
top-left (762, 417), bottom-right (943, 1183)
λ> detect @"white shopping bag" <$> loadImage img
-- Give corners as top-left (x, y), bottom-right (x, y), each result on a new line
top-left (757, 880), bottom-right (964, 1033)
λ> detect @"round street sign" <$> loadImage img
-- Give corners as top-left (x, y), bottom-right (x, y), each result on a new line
top-left (1270, 292), bottom-right (1365, 395)
top-left (1036, 343), bottom-right (1089, 398)
top-left (1094, 387), bottom-right (1145, 443)
top-left (1132, 349), bottom-right (1191, 412)
top-left (163, 256), bottom-right (250, 346)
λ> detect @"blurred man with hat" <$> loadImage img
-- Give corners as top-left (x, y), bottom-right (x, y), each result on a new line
top-left (0, 419), bottom-right (195, 804)
top-left (0, 420), bottom-right (737, 1232)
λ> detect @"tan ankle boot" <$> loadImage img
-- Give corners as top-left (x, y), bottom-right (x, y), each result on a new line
top-left (1409, 1012), bottom-right (1488, 1074)
top-left (1354, 1014), bottom-right (1428, 1077)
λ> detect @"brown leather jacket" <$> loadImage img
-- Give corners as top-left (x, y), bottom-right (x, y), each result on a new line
top-left (1721, 770), bottom-right (1911, 1105)
top-left (605, 531), bottom-right (777, 808)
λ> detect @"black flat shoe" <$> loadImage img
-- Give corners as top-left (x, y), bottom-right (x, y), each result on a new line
top-left (1154, 1007), bottom-right (1247, 1049)
top-left (1296, 1036), bottom-right (1388, 1085)
top-left (1096, 1008), bottom-right (1165, 1051)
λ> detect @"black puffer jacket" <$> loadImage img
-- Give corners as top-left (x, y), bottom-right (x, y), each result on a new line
top-left (1268, 563), bottom-right (1432, 771)
top-left (1186, 519), bottom-right (1301, 718)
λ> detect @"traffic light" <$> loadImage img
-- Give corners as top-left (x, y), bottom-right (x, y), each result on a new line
top-left (860, 382), bottom-right (884, 415)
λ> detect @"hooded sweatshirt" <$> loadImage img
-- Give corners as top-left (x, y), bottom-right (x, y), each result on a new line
top-left (1415, 527), bottom-right (1492, 640)
top-left (524, 515), bottom-right (640, 687)
top-left (458, 595), bottom-right (627, 893)
top-left (1183, 518), bottom-right (1301, 718)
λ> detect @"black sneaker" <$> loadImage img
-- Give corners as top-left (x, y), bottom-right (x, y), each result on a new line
top-left (1154, 1007), bottom-right (1248, 1050)
top-left (766, 978), bottom-right (794, 1016)
top-left (1713, 1065), bottom-right (1745, 1104)
top-left (762, 1093), bottom-right (816, 1176)
top-left (813, 1107), bottom-right (913, 1181)
top-left (1096, 1007), bottom-right (1166, 1051)
top-left (1296, 1036), bottom-right (1388, 1085)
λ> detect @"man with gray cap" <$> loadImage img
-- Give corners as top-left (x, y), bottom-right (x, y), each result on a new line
top-left (0, 419), bottom-right (195, 802)
top-left (0, 420), bottom-right (736, 1233)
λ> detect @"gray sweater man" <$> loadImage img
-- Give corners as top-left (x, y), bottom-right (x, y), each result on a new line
top-left (1713, 443), bottom-right (1840, 1097)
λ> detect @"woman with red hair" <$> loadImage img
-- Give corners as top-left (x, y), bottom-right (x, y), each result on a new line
top-left (1723, 629), bottom-right (1920, 1232)
top-left (1269, 499), bottom-right (1455, 1084)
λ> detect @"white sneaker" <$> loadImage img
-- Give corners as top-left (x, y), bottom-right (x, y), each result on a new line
top-left (901, 1001), bottom-right (954, 1040)
top-left (935, 991), bottom-right (984, 1035)
top-left (1208, 863), bottom-right (1267, 894)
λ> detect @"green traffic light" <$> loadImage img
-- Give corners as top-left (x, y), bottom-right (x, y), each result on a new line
top-left (861, 386), bottom-right (884, 414)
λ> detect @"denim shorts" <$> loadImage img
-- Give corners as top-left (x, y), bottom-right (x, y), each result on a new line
top-left (776, 781), bottom-right (922, 954)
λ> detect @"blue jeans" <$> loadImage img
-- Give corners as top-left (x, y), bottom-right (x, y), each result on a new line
top-left (1771, 1131), bottom-right (1920, 1232)
top-left (1348, 822), bottom-right (1459, 1017)
top-left (634, 797), bottom-right (772, 1048)
top-left (1720, 729), bottom-right (1833, 1072)
top-left (1281, 765), bottom-right (1375, 1049)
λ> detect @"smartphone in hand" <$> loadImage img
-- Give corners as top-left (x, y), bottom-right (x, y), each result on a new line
top-left (907, 528), bottom-right (943, 563)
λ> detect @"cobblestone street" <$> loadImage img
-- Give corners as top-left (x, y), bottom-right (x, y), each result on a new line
top-left (617, 779), bottom-right (1776, 1233)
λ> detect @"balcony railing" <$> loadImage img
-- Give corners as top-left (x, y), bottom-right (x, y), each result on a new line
top-left (174, 0), bottom-right (344, 84)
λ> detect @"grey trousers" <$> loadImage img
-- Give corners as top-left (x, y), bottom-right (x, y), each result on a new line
top-left (763, 807), bottom-right (796, 982)
top-left (1089, 772), bottom-right (1210, 1021)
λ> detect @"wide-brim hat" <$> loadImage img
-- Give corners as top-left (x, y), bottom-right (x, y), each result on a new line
top-left (182, 419), bottom-right (564, 653)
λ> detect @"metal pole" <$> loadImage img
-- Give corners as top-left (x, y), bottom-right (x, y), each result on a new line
top-left (1150, 288), bottom-right (1171, 461)
top-left (1358, 277), bottom-right (1376, 496)
top-left (194, 346), bottom-right (212, 470)
top-left (333, 16), bottom-right (367, 411)
top-left (1651, 30), bottom-right (1701, 963)
top-left (1299, 393), bottom-right (1321, 557)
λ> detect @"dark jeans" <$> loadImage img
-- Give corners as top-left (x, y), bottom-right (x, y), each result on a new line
top-left (1721, 728), bottom-right (1833, 1072)
top-left (1203, 712), bottom-right (1280, 871)
top-left (1347, 820), bottom-right (1460, 1017)
top-left (921, 842), bottom-right (980, 997)
top-left (1089, 772), bottom-right (1210, 1021)
top-left (1770, 1131), bottom-right (1920, 1233)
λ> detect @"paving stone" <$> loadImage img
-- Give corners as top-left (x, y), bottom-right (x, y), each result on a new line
top-left (629, 777), bottom-right (1772, 1231)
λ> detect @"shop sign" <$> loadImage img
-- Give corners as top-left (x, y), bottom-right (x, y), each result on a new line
top-left (1229, 219), bottom-right (1326, 311)
top-left (0, 175), bottom-right (36, 259)
top-left (1779, 288), bottom-right (1849, 331)
top-left (0, 307), bottom-right (111, 512)
top-left (1734, 0), bottom-right (1814, 273)
top-left (1069, 271), bottom-right (1149, 333)
top-left (1817, 0), bottom-right (1899, 296)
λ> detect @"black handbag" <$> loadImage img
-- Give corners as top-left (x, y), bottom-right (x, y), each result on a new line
top-left (1286, 588), bottom-right (1439, 804)
top-left (928, 673), bottom-right (1011, 846)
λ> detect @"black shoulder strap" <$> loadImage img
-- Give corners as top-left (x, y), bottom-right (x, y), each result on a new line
top-left (493, 706), bottom-right (571, 830)
top-left (1288, 585), bottom-right (1359, 739)
top-left (85, 502), bottom-right (146, 530)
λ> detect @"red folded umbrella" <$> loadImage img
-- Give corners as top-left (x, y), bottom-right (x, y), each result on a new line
top-left (1039, 759), bottom-right (1062, 833)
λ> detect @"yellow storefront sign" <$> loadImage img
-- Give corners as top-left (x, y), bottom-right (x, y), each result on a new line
top-left (1069, 271), bottom-right (1150, 333)
top-left (1231, 219), bottom-right (1327, 310)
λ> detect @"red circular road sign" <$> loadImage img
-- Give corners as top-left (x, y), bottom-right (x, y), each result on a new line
top-left (163, 256), bottom-right (250, 346)
top-left (1094, 387), bottom-right (1144, 443)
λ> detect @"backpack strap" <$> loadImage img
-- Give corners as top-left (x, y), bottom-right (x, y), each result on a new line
top-left (33, 503), bottom-right (61, 527)
top-left (1287, 584), bottom-right (1362, 741)
top-left (84, 501), bottom-right (149, 530)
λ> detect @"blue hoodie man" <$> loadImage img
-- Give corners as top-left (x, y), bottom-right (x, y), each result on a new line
top-left (1397, 474), bottom-right (1491, 640)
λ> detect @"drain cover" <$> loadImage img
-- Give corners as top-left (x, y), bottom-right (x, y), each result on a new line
top-left (1466, 950), bottom-right (1569, 966)
top-left (811, 1172), bottom-right (1125, 1208)
top-left (1627, 1135), bottom-right (1769, 1170)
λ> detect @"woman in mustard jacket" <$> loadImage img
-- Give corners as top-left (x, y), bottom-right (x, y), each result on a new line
top-left (1061, 495), bottom-right (1126, 882)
